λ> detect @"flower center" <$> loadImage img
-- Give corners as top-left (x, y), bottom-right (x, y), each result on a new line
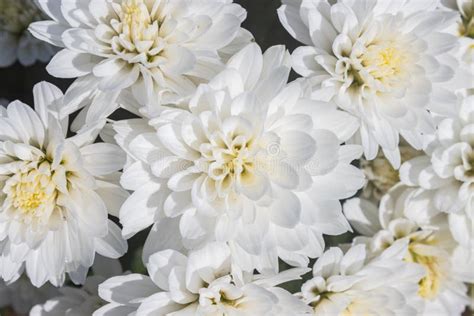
top-left (205, 134), bottom-right (255, 197)
top-left (121, 0), bottom-right (152, 40)
top-left (405, 242), bottom-right (442, 300)
top-left (109, 0), bottom-right (164, 66)
top-left (361, 42), bottom-right (408, 83)
top-left (9, 167), bottom-right (57, 215)
top-left (0, 0), bottom-right (42, 33)
top-left (459, 13), bottom-right (474, 39)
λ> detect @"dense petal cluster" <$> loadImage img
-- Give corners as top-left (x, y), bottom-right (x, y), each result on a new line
top-left (0, 1), bottom-right (472, 315)
top-left (29, 0), bottom-right (251, 126)
top-left (278, 0), bottom-right (463, 167)
top-left (441, 0), bottom-right (474, 65)
top-left (0, 82), bottom-right (128, 287)
top-left (344, 185), bottom-right (471, 315)
top-left (116, 43), bottom-right (365, 273)
top-left (0, 0), bottom-right (56, 67)
top-left (400, 95), bottom-right (474, 246)
top-left (95, 242), bottom-right (311, 315)
top-left (299, 240), bottom-right (424, 315)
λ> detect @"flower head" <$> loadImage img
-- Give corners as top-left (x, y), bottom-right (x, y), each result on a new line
top-left (299, 241), bottom-right (425, 315)
top-left (29, 0), bottom-right (251, 126)
top-left (344, 185), bottom-right (471, 314)
top-left (95, 242), bottom-right (311, 316)
top-left (361, 142), bottom-right (421, 202)
top-left (0, 0), bottom-right (56, 67)
top-left (0, 82), bottom-right (128, 287)
top-left (278, 0), bottom-right (463, 168)
top-left (115, 43), bottom-right (365, 273)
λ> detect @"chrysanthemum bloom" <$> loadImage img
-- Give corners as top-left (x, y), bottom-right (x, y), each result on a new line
top-left (344, 185), bottom-right (471, 315)
top-left (115, 44), bottom-right (365, 273)
top-left (0, 82), bottom-right (128, 287)
top-left (0, 0), bottom-right (56, 67)
top-left (278, 0), bottom-right (463, 168)
top-left (30, 257), bottom-right (122, 315)
top-left (29, 0), bottom-right (251, 127)
top-left (441, 0), bottom-right (474, 65)
top-left (361, 141), bottom-right (420, 202)
top-left (0, 276), bottom-right (58, 315)
top-left (95, 242), bottom-right (311, 315)
top-left (400, 95), bottom-right (473, 248)
top-left (298, 241), bottom-right (425, 315)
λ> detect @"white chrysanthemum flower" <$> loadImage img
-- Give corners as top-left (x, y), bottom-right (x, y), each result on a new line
top-left (0, 276), bottom-right (57, 315)
top-left (30, 257), bottom-right (122, 316)
top-left (95, 242), bottom-right (311, 316)
top-left (344, 185), bottom-right (471, 315)
top-left (278, 0), bottom-right (464, 168)
top-left (400, 95), bottom-right (473, 246)
top-left (0, 0), bottom-right (56, 67)
top-left (298, 241), bottom-right (425, 315)
top-left (361, 141), bottom-right (421, 202)
top-left (115, 43), bottom-right (365, 273)
top-left (0, 82), bottom-right (128, 287)
top-left (29, 0), bottom-right (251, 127)
top-left (441, 0), bottom-right (474, 65)
top-left (0, 99), bottom-right (8, 107)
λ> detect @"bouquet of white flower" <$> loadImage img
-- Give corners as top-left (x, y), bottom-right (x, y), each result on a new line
top-left (0, 0), bottom-right (472, 315)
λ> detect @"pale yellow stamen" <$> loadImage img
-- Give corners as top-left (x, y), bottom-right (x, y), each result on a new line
top-left (362, 43), bottom-right (407, 81)
top-left (405, 240), bottom-right (443, 300)
top-left (11, 169), bottom-right (57, 215)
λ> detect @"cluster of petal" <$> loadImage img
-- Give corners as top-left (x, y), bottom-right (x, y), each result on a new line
top-left (344, 185), bottom-right (471, 315)
top-left (29, 0), bottom-right (251, 127)
top-left (0, 82), bottom-right (128, 287)
top-left (115, 43), bottom-right (365, 273)
top-left (400, 95), bottom-right (474, 247)
top-left (0, 0), bottom-right (56, 67)
top-left (298, 240), bottom-right (424, 315)
top-left (278, 0), bottom-right (464, 167)
top-left (30, 257), bottom-right (121, 316)
top-left (441, 0), bottom-right (474, 65)
top-left (96, 242), bottom-right (311, 316)
top-left (360, 141), bottom-right (421, 203)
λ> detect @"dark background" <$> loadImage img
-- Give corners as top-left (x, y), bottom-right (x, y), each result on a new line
top-left (0, 0), bottom-right (299, 104)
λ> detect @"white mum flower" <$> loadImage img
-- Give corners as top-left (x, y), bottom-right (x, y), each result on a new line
top-left (95, 242), bottom-right (311, 316)
top-left (30, 257), bottom-right (122, 316)
top-left (29, 0), bottom-right (251, 127)
top-left (400, 95), bottom-right (473, 247)
top-left (298, 241), bottom-right (425, 315)
top-left (0, 276), bottom-right (58, 315)
top-left (361, 141), bottom-right (421, 203)
top-left (441, 0), bottom-right (474, 65)
top-left (344, 185), bottom-right (471, 315)
top-left (278, 0), bottom-right (463, 168)
top-left (0, 0), bottom-right (56, 67)
top-left (115, 43), bottom-right (365, 273)
top-left (0, 82), bottom-right (128, 287)
top-left (0, 99), bottom-right (8, 107)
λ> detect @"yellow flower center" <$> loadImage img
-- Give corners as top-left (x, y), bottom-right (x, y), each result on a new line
top-left (10, 167), bottom-right (57, 215)
top-left (362, 42), bottom-right (407, 82)
top-left (121, 0), bottom-right (152, 39)
top-left (405, 241), bottom-right (443, 300)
